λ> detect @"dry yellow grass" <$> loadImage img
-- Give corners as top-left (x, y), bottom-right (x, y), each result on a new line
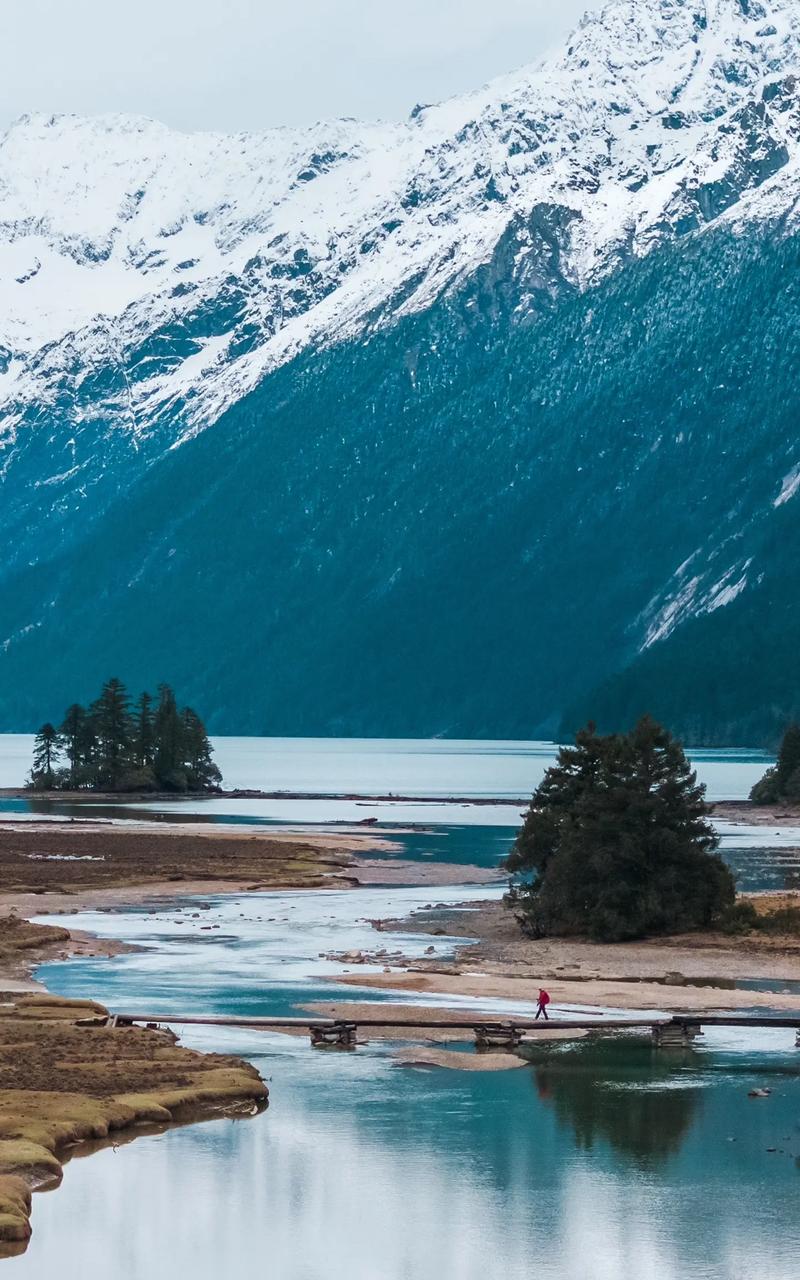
top-left (0, 1176), bottom-right (32, 1249)
top-left (0, 993), bottom-right (267, 1255)
top-left (746, 891), bottom-right (800, 916)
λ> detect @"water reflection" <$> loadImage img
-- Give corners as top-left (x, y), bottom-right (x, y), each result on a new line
top-left (530, 1039), bottom-right (701, 1166)
top-left (6, 1029), bottom-right (800, 1280)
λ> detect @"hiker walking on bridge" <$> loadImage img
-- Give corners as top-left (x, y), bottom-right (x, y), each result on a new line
top-left (535, 988), bottom-right (550, 1021)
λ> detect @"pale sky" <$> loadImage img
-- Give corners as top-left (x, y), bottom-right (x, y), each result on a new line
top-left (0, 0), bottom-right (590, 134)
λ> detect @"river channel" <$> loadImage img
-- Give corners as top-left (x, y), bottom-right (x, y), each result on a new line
top-left (2, 738), bottom-right (799, 1279)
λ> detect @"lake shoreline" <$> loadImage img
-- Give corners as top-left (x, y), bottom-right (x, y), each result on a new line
top-left (5, 789), bottom-right (800, 817)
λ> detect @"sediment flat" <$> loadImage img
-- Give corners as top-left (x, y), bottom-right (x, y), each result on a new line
top-left (0, 816), bottom-right (499, 915)
top-left (333, 895), bottom-right (800, 1015)
top-left (711, 801), bottom-right (800, 826)
top-left (333, 966), bottom-right (800, 1016)
top-left (0, 819), bottom-right (373, 908)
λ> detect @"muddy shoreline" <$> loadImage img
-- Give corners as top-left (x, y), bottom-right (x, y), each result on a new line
top-left (7, 791), bottom-right (799, 822)
top-left (0, 815), bottom-right (498, 923)
top-left (0, 819), bottom-right (375, 903)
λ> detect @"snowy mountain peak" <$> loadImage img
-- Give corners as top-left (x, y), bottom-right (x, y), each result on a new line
top-left (1, 0), bottom-right (800, 451)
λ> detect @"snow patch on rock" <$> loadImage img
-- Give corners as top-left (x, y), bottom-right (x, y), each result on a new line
top-left (774, 463), bottom-right (800, 507)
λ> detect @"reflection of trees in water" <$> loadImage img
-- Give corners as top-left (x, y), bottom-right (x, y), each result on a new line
top-left (531, 1038), bottom-right (701, 1166)
top-left (25, 796), bottom-right (211, 825)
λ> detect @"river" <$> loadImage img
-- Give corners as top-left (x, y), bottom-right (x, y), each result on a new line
top-left (2, 738), bottom-right (799, 1278)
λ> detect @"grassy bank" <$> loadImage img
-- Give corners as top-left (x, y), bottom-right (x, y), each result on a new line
top-left (0, 989), bottom-right (267, 1255)
top-left (0, 915), bottom-right (267, 1256)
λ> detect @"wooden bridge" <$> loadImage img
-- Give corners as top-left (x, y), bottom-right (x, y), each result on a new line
top-left (104, 1010), bottom-right (800, 1051)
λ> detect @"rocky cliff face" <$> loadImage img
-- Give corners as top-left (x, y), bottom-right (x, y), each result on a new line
top-left (1, 0), bottom-right (799, 741)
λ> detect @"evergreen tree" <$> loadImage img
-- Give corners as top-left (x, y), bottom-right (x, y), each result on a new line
top-left (29, 723), bottom-right (60, 788)
top-left (89, 677), bottom-right (133, 788)
top-left (776, 723), bottom-right (800, 798)
top-left (181, 707), bottom-right (222, 790)
top-left (750, 723), bottom-right (800, 803)
top-left (133, 692), bottom-right (155, 768)
top-left (506, 717), bottom-right (735, 942)
top-left (153, 684), bottom-right (184, 789)
top-left (60, 703), bottom-right (92, 787)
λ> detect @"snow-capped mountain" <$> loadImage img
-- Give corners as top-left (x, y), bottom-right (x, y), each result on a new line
top-left (2, 0), bottom-right (799, 448)
top-left (1, 0), bottom-right (800, 744)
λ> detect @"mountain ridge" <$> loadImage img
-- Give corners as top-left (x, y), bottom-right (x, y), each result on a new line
top-left (3, 0), bottom-right (799, 447)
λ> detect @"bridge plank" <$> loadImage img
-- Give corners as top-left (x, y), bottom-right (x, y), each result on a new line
top-left (113, 1012), bottom-right (800, 1031)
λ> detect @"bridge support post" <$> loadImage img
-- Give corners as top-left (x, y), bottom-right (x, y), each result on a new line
top-left (474, 1024), bottom-right (524, 1052)
top-left (309, 1022), bottom-right (357, 1050)
top-left (652, 1021), bottom-right (702, 1049)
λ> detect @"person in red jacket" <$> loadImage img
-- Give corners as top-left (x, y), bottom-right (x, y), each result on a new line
top-left (535, 988), bottom-right (551, 1021)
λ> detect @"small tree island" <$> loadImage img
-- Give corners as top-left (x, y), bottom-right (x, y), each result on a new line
top-left (505, 716), bottom-right (735, 943)
top-left (28, 677), bottom-right (221, 793)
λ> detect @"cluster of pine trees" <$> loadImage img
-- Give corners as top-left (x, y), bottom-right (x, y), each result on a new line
top-left (28, 678), bottom-right (221, 793)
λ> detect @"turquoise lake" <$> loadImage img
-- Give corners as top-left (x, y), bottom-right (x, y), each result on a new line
top-left (1, 737), bottom-right (798, 1278)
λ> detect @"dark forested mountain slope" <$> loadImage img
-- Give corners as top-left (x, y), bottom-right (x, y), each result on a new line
top-left (563, 498), bottom-right (800, 747)
top-left (1, 221), bottom-right (798, 743)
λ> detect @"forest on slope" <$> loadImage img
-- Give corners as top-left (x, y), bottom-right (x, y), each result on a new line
top-left (1, 219), bottom-right (798, 745)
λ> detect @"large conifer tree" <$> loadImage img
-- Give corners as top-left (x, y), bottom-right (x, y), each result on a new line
top-left (29, 723), bottom-right (60, 787)
top-left (152, 684), bottom-right (184, 788)
top-left (89, 677), bottom-right (133, 788)
top-left (60, 703), bottom-right (92, 787)
top-left (506, 717), bottom-right (735, 942)
top-left (133, 691), bottom-right (155, 769)
top-left (181, 707), bottom-right (222, 790)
